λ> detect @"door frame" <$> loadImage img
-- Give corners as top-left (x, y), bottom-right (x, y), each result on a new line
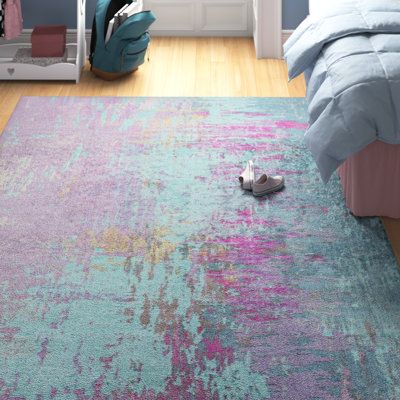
top-left (144, 0), bottom-right (282, 58)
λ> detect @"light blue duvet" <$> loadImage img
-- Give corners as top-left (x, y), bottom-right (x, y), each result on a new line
top-left (284, 0), bottom-right (400, 182)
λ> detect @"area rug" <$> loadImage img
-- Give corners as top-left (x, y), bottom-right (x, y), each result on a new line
top-left (0, 97), bottom-right (399, 400)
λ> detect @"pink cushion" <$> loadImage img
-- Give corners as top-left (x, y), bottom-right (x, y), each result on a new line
top-left (31, 25), bottom-right (67, 58)
top-left (338, 141), bottom-right (400, 218)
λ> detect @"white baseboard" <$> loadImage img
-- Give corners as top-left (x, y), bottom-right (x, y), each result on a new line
top-left (2, 29), bottom-right (295, 59)
top-left (3, 28), bottom-right (295, 43)
top-left (282, 29), bottom-right (293, 46)
top-left (0, 29), bottom-right (92, 44)
top-left (0, 29), bottom-right (92, 57)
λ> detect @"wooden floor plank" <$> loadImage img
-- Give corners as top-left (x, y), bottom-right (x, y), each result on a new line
top-left (383, 218), bottom-right (400, 263)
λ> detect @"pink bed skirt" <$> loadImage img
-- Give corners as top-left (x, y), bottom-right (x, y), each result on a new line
top-left (337, 141), bottom-right (400, 218)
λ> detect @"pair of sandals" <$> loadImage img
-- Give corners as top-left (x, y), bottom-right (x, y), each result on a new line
top-left (239, 160), bottom-right (285, 197)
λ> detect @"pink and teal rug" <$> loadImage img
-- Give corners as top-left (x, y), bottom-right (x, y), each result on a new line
top-left (0, 97), bottom-right (399, 399)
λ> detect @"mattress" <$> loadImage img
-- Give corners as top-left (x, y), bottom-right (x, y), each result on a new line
top-left (338, 141), bottom-right (400, 218)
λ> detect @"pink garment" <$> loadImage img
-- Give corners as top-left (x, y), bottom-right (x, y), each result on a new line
top-left (337, 141), bottom-right (400, 218)
top-left (4, 0), bottom-right (23, 40)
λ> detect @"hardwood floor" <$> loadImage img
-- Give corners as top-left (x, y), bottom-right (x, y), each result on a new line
top-left (0, 37), bottom-right (399, 262)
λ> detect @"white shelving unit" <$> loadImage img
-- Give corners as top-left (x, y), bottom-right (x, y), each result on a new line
top-left (0, 0), bottom-right (86, 83)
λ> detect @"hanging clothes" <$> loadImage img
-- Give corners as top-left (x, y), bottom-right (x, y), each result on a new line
top-left (0, 0), bottom-right (5, 38)
top-left (4, 0), bottom-right (23, 40)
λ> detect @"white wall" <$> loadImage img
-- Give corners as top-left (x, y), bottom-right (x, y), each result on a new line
top-left (144, 0), bottom-right (253, 36)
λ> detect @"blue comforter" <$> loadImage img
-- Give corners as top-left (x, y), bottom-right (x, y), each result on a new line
top-left (284, 0), bottom-right (400, 182)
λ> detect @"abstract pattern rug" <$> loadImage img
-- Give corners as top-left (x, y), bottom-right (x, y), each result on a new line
top-left (0, 97), bottom-right (399, 400)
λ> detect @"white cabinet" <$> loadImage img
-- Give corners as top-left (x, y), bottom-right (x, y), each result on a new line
top-left (145, 0), bottom-right (253, 36)
top-left (253, 0), bottom-right (282, 59)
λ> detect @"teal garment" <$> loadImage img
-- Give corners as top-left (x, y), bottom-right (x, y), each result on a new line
top-left (91, 0), bottom-right (156, 73)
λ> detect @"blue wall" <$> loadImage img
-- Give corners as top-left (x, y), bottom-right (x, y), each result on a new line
top-left (21, 0), bottom-right (97, 28)
top-left (283, 0), bottom-right (308, 29)
top-left (21, 0), bottom-right (308, 30)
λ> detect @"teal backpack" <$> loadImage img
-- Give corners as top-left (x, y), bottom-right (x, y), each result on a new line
top-left (89, 0), bottom-right (156, 74)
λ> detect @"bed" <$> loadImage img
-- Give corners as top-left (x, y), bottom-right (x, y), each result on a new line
top-left (289, 0), bottom-right (400, 218)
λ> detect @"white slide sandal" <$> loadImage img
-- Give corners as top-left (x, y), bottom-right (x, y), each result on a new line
top-left (239, 160), bottom-right (255, 190)
top-left (252, 174), bottom-right (285, 197)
